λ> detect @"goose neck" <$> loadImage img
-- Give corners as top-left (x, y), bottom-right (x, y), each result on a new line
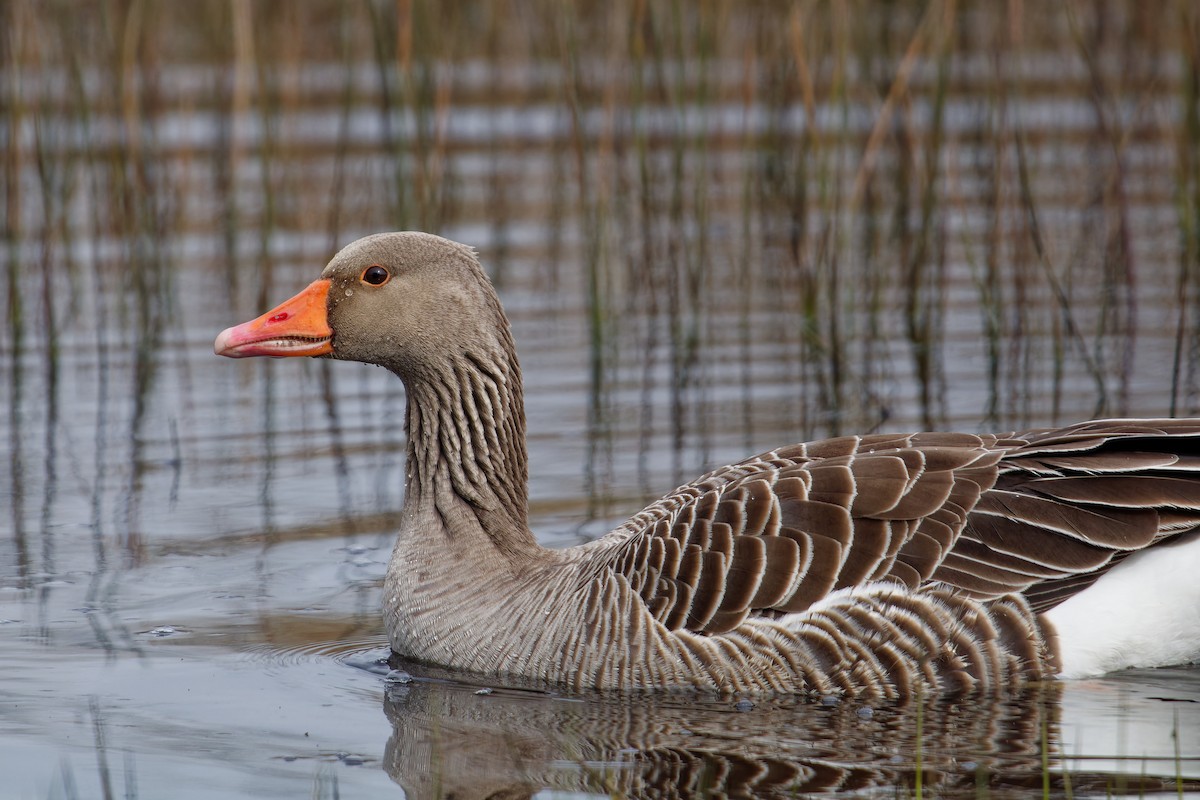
top-left (400, 344), bottom-right (535, 556)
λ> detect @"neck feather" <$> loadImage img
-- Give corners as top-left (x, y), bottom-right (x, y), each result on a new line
top-left (401, 331), bottom-right (534, 555)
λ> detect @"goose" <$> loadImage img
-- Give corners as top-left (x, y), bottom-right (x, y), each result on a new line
top-left (215, 232), bottom-right (1200, 698)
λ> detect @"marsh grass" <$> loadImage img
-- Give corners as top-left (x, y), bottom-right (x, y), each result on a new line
top-left (3, 4), bottom-right (1200, 790)
top-left (5, 1), bottom-right (1196, 456)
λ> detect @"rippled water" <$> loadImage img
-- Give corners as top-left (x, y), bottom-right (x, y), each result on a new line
top-left (3, 2), bottom-right (1200, 798)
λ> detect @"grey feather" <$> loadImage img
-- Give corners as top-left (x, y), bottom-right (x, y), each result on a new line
top-left (243, 233), bottom-right (1200, 696)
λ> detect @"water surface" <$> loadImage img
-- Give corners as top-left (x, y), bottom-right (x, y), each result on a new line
top-left (3, 2), bottom-right (1200, 797)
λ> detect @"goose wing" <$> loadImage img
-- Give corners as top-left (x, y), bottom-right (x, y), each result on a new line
top-left (940, 418), bottom-right (1200, 612)
top-left (602, 419), bottom-right (1200, 636)
top-left (601, 431), bottom-right (1006, 635)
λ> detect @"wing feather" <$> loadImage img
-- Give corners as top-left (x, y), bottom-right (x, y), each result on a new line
top-left (748, 535), bottom-right (802, 607)
top-left (846, 455), bottom-right (912, 516)
top-left (596, 418), bottom-right (1200, 641)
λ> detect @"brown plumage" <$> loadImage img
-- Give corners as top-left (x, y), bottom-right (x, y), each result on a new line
top-left (215, 232), bottom-right (1200, 698)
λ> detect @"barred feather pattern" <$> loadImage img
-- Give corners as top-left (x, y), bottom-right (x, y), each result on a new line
top-left (311, 234), bottom-right (1200, 696)
top-left (549, 420), bottom-right (1200, 693)
top-left (391, 381), bottom-right (1200, 695)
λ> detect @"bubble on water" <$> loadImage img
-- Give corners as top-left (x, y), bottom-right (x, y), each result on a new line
top-left (820, 694), bottom-right (840, 707)
top-left (856, 706), bottom-right (874, 720)
top-left (344, 288), bottom-right (354, 297)
top-left (474, 687), bottom-right (494, 696)
top-left (383, 669), bottom-right (413, 685)
top-left (733, 699), bottom-right (755, 712)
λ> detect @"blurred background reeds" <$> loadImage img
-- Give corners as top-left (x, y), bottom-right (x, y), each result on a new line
top-left (5, 2), bottom-right (1198, 513)
top-left (2, 2), bottom-right (1200, 796)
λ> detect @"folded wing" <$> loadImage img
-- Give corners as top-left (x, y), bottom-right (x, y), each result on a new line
top-left (602, 419), bottom-right (1200, 637)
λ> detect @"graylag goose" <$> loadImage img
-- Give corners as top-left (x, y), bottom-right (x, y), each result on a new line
top-left (216, 232), bottom-right (1200, 698)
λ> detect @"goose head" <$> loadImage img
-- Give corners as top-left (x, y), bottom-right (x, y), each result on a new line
top-left (214, 232), bottom-right (511, 381)
top-left (215, 232), bottom-right (532, 538)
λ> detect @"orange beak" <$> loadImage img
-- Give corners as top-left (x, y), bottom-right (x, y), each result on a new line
top-left (214, 279), bottom-right (334, 358)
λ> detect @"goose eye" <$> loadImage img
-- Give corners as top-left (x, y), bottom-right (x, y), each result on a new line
top-left (361, 265), bottom-right (390, 286)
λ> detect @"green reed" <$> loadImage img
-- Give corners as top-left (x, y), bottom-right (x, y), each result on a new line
top-left (5, 5), bottom-right (1198, 793)
top-left (5, 0), bottom-right (1200, 510)
top-left (1173, 2), bottom-right (1200, 416)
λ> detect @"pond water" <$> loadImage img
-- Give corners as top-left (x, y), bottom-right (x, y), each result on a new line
top-left (3, 2), bottom-right (1200, 798)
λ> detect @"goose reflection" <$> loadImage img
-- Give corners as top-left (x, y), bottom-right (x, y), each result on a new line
top-left (377, 661), bottom-right (1196, 799)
